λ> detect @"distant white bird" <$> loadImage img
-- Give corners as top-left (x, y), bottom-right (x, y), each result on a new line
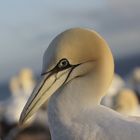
top-left (9, 76), bottom-right (21, 96)
top-left (5, 76), bottom-right (22, 123)
top-left (5, 69), bottom-right (35, 123)
top-left (133, 67), bottom-right (140, 84)
top-left (129, 67), bottom-right (140, 101)
top-left (114, 88), bottom-right (140, 116)
top-left (101, 74), bottom-right (125, 108)
top-left (19, 68), bottom-right (36, 96)
top-left (20, 28), bottom-right (140, 140)
top-left (0, 77), bottom-right (21, 120)
top-left (101, 75), bottom-right (140, 116)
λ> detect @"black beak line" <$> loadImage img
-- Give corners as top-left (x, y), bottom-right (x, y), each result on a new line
top-left (20, 64), bottom-right (80, 124)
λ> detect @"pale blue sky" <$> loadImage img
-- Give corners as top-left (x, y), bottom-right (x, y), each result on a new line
top-left (0, 0), bottom-right (140, 83)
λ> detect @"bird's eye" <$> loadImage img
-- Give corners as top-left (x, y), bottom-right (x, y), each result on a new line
top-left (58, 59), bottom-right (69, 69)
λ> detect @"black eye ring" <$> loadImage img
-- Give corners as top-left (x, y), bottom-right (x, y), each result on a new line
top-left (58, 59), bottom-right (69, 69)
top-left (41, 58), bottom-right (71, 76)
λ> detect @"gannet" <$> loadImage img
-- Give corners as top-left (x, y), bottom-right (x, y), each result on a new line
top-left (101, 74), bottom-right (125, 108)
top-left (9, 76), bottom-right (21, 96)
top-left (5, 69), bottom-right (35, 123)
top-left (108, 74), bottom-right (125, 96)
top-left (129, 67), bottom-right (140, 102)
top-left (19, 68), bottom-right (36, 96)
top-left (114, 88), bottom-right (139, 116)
top-left (133, 67), bottom-right (140, 84)
top-left (0, 77), bottom-right (20, 122)
top-left (5, 76), bottom-right (22, 123)
top-left (20, 28), bottom-right (140, 140)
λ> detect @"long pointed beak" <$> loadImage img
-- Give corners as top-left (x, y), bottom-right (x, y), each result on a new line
top-left (19, 68), bottom-right (73, 125)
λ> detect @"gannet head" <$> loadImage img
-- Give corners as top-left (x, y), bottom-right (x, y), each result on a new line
top-left (19, 28), bottom-right (114, 125)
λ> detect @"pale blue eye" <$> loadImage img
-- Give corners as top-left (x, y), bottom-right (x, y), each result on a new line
top-left (58, 59), bottom-right (69, 68)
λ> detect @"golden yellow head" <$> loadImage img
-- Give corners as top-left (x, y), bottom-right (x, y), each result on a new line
top-left (19, 28), bottom-right (114, 125)
top-left (43, 28), bottom-right (113, 72)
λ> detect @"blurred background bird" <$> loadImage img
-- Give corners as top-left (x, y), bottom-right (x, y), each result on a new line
top-left (114, 88), bottom-right (140, 116)
top-left (101, 74), bottom-right (125, 108)
top-left (5, 68), bottom-right (35, 124)
top-left (128, 67), bottom-right (140, 102)
top-left (0, 68), bottom-right (50, 139)
top-left (101, 74), bottom-right (140, 116)
top-left (19, 68), bottom-right (36, 96)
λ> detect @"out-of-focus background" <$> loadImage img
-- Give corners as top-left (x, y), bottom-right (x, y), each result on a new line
top-left (0, 0), bottom-right (140, 140)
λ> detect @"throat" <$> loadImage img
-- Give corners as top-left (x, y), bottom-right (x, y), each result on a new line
top-left (47, 78), bottom-right (101, 139)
